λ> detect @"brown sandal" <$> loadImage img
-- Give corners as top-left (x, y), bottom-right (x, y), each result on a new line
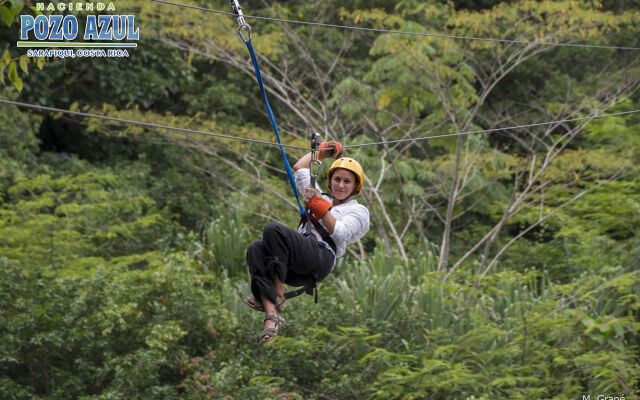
top-left (244, 297), bottom-right (265, 312)
top-left (260, 314), bottom-right (285, 343)
top-left (244, 297), bottom-right (285, 313)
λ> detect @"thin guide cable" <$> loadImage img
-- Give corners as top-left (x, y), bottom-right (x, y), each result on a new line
top-left (151, 0), bottom-right (640, 51)
top-left (342, 110), bottom-right (640, 149)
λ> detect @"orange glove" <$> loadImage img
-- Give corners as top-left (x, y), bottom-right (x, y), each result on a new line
top-left (303, 186), bottom-right (332, 219)
top-left (303, 186), bottom-right (321, 204)
top-left (318, 141), bottom-right (343, 160)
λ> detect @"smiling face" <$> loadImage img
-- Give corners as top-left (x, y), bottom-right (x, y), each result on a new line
top-left (330, 168), bottom-right (357, 202)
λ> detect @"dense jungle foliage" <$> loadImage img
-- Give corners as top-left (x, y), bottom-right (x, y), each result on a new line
top-left (1, 0), bottom-right (639, 398)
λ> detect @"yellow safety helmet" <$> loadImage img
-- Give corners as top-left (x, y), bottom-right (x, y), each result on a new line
top-left (327, 157), bottom-right (364, 196)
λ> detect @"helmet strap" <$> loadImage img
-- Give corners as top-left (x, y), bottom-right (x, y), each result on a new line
top-left (329, 191), bottom-right (355, 205)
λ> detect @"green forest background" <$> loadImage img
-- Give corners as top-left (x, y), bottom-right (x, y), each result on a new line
top-left (1, 0), bottom-right (639, 398)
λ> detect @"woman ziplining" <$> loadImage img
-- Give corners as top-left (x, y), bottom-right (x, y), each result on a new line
top-left (225, 0), bottom-right (368, 342)
top-left (244, 141), bottom-right (370, 343)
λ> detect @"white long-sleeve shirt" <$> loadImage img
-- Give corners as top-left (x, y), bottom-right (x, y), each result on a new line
top-left (295, 168), bottom-right (370, 262)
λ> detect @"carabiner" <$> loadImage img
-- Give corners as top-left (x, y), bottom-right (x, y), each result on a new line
top-left (229, 0), bottom-right (252, 42)
top-left (309, 159), bottom-right (322, 187)
top-left (309, 133), bottom-right (322, 187)
top-left (238, 23), bottom-right (252, 42)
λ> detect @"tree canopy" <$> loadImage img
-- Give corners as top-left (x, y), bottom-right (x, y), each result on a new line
top-left (0, 0), bottom-right (638, 398)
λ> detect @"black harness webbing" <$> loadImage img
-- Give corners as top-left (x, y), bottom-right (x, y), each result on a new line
top-left (302, 214), bottom-right (338, 254)
top-left (283, 215), bottom-right (337, 302)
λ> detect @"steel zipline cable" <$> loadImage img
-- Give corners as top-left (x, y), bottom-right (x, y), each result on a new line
top-left (341, 109), bottom-right (640, 149)
top-left (2, 98), bottom-right (639, 150)
top-left (151, 0), bottom-right (640, 51)
top-left (0, 99), bottom-right (309, 151)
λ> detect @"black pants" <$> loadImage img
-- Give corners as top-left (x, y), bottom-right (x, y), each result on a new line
top-left (247, 222), bottom-right (335, 305)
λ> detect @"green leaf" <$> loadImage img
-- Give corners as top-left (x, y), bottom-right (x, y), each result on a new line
top-left (8, 60), bottom-right (23, 91)
top-left (29, 5), bottom-right (43, 16)
top-left (10, 2), bottom-right (22, 13)
top-left (0, 6), bottom-right (12, 27)
top-left (0, 49), bottom-right (10, 70)
top-left (607, 337), bottom-right (624, 352)
top-left (403, 181), bottom-right (425, 196)
top-left (8, 59), bottom-right (16, 78)
top-left (248, 375), bottom-right (285, 386)
top-left (9, 0), bottom-right (23, 8)
top-left (396, 160), bottom-right (415, 179)
top-left (19, 54), bottom-right (28, 75)
top-left (36, 56), bottom-right (45, 70)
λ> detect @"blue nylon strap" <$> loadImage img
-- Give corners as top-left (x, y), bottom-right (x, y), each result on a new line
top-left (244, 38), bottom-right (306, 217)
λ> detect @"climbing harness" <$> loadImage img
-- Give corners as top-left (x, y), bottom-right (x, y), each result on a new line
top-left (288, 133), bottom-right (338, 303)
top-left (299, 133), bottom-right (337, 254)
top-left (230, 0), bottom-right (306, 217)
top-left (300, 133), bottom-right (336, 253)
top-left (288, 212), bottom-right (337, 302)
top-left (290, 133), bottom-right (338, 302)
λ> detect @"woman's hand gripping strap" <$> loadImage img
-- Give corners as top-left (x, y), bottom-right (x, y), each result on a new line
top-left (304, 186), bottom-right (332, 219)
